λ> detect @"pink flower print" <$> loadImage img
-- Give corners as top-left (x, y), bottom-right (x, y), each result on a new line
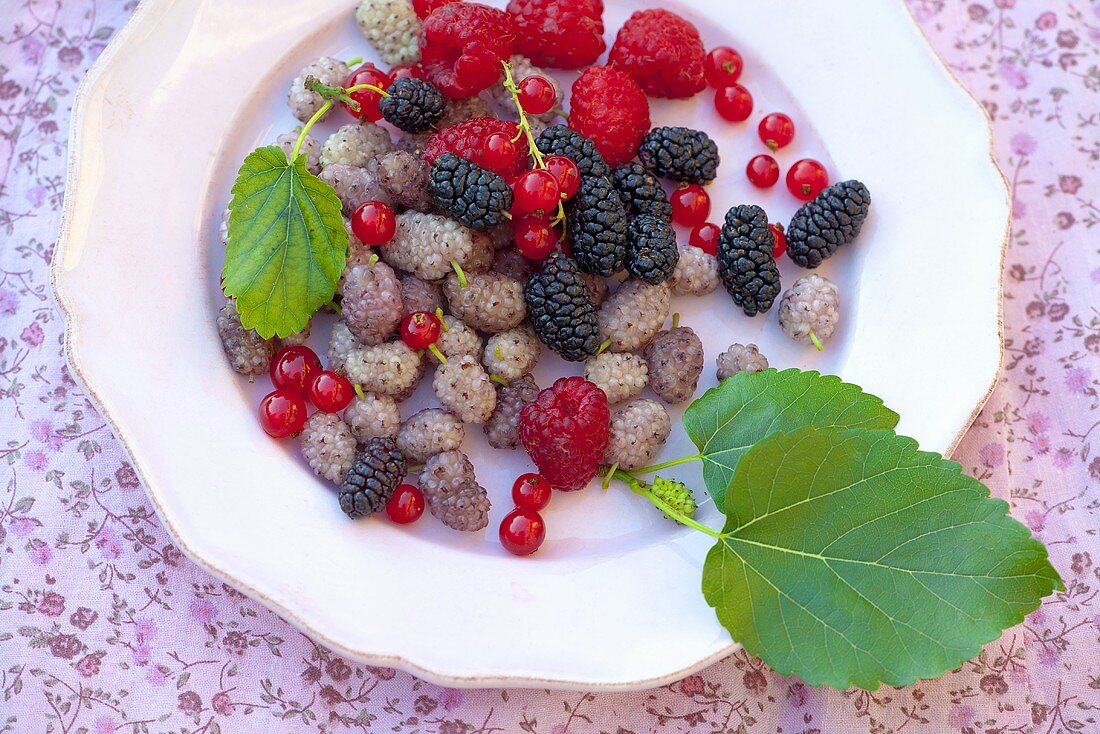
top-left (368, 665), bottom-right (396, 680)
top-left (20, 321), bottom-right (44, 347)
top-left (968, 4), bottom-right (989, 22)
top-left (1012, 197), bottom-right (1027, 219)
top-left (189, 597), bottom-right (218, 623)
top-left (1059, 52), bottom-right (1078, 71)
top-left (21, 36), bottom-right (44, 65)
top-left (439, 688), bottom-right (464, 711)
top-left (115, 462), bottom-right (141, 489)
top-left (24, 450), bottom-right (47, 471)
top-left (1025, 301), bottom-right (1046, 319)
top-left (95, 525), bottom-right (122, 560)
top-left (326, 657), bottom-right (352, 682)
top-left (1035, 11), bottom-right (1057, 29)
top-left (1052, 448), bottom-right (1074, 469)
top-left (1057, 29), bottom-right (1078, 48)
top-left (1055, 211), bottom-right (1075, 230)
top-left (1028, 607), bottom-right (1046, 625)
top-left (27, 538), bottom-right (52, 565)
top-left (9, 516), bottom-right (35, 537)
top-left (48, 633), bottom-right (83, 659)
top-left (679, 674), bottom-right (705, 696)
top-left (1032, 433), bottom-right (1051, 455)
top-left (0, 289), bottom-right (17, 315)
top-left (1092, 267), bottom-right (1100, 285)
top-left (1086, 334), bottom-right (1100, 355)
top-left (57, 46), bottom-right (84, 70)
top-left (70, 607), bottom-right (98, 630)
top-left (222, 631), bottom-right (247, 655)
top-left (94, 717), bottom-right (117, 734)
top-left (742, 668), bottom-right (768, 694)
top-left (1037, 646), bottom-right (1059, 667)
top-left (37, 591), bottom-right (65, 617)
top-left (994, 0), bottom-right (1014, 7)
top-left (1047, 302), bottom-right (1070, 322)
top-left (1060, 175), bottom-right (1082, 194)
top-left (1011, 132), bottom-right (1036, 156)
top-left (30, 420), bottom-right (59, 446)
top-left (26, 185), bottom-right (45, 207)
top-left (76, 652), bottom-right (103, 678)
top-left (949, 704), bottom-right (976, 728)
top-left (911, 4), bottom-right (934, 22)
top-left (1025, 511), bottom-right (1045, 532)
top-left (1090, 457), bottom-right (1100, 481)
top-left (1026, 412), bottom-right (1050, 435)
top-left (146, 666), bottom-right (169, 686)
top-left (1065, 367), bottom-right (1091, 394)
top-left (133, 617), bottom-right (157, 643)
top-left (0, 80), bottom-right (21, 101)
top-left (177, 691), bottom-right (202, 716)
top-left (979, 443), bottom-right (1004, 468)
top-left (212, 691), bottom-right (235, 716)
top-left (131, 642), bottom-right (151, 666)
top-left (998, 61), bottom-right (1028, 89)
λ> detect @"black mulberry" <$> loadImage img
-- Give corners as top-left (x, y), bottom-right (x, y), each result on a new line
top-left (612, 163), bottom-right (673, 221)
top-left (536, 125), bottom-right (612, 179)
top-left (524, 253), bottom-right (602, 361)
top-left (428, 153), bottom-right (513, 231)
top-left (568, 175), bottom-right (630, 276)
top-left (638, 127), bottom-right (719, 185)
top-left (717, 205), bottom-right (781, 317)
top-left (338, 437), bottom-right (408, 519)
top-left (786, 180), bottom-right (872, 269)
top-left (626, 215), bottom-right (679, 285)
top-left (379, 78), bottom-right (447, 134)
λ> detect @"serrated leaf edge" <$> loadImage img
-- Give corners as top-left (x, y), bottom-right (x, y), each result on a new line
top-left (703, 426), bottom-right (1064, 691)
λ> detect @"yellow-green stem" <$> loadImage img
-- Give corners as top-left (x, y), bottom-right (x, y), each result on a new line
top-left (292, 100), bottom-right (333, 160)
top-left (612, 470), bottom-right (724, 539)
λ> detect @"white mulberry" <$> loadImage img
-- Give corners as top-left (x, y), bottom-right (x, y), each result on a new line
top-left (668, 244), bottom-right (720, 297)
top-left (382, 212), bottom-right (492, 281)
top-left (341, 260), bottom-right (404, 346)
top-left (276, 132), bottom-right (322, 174)
top-left (300, 413), bottom-right (357, 484)
top-left (443, 272), bottom-right (526, 333)
top-left (584, 352), bottom-right (648, 404)
top-left (355, 0), bottom-right (421, 66)
top-left (346, 341), bottom-right (425, 400)
top-left (288, 57), bottom-right (349, 122)
top-left (644, 327), bottom-right (705, 404)
top-left (216, 299), bottom-right (276, 377)
top-left (369, 150), bottom-right (434, 212)
top-left (603, 399), bottom-right (672, 471)
top-left (778, 275), bottom-right (841, 346)
top-left (716, 344), bottom-right (769, 381)
top-left (431, 316), bottom-right (482, 364)
top-left (598, 279), bottom-right (671, 352)
top-left (483, 326), bottom-right (540, 381)
top-left (320, 123), bottom-right (395, 168)
top-left (397, 409), bottom-right (465, 462)
top-left (343, 392), bottom-right (401, 442)
top-left (329, 321), bottom-right (364, 375)
top-left (484, 375), bottom-right (539, 450)
top-left (433, 355), bottom-right (496, 424)
top-left (320, 164), bottom-right (392, 215)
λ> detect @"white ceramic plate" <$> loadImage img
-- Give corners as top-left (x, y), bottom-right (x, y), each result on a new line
top-left (53, 0), bottom-right (1008, 690)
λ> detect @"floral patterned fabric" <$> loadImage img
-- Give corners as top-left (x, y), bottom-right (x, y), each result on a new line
top-left (2, 0), bottom-right (1099, 731)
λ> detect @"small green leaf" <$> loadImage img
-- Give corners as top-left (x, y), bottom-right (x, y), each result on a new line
top-left (683, 369), bottom-right (899, 507)
top-left (702, 427), bottom-right (1063, 690)
top-left (222, 146), bottom-right (347, 339)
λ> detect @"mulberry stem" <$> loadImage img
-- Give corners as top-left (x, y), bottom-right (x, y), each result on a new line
top-left (428, 344), bottom-right (448, 364)
top-left (629, 454), bottom-right (703, 475)
top-left (611, 470), bottom-right (723, 539)
top-left (809, 329), bottom-right (825, 352)
top-left (354, 384), bottom-right (366, 399)
top-left (451, 260), bottom-right (468, 288)
top-left (596, 339), bottom-right (612, 356)
top-left (435, 308), bottom-right (449, 329)
top-left (490, 374), bottom-right (510, 387)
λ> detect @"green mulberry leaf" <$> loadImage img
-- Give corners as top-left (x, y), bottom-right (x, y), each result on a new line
top-left (702, 427), bottom-right (1063, 690)
top-left (222, 146), bottom-right (347, 339)
top-left (683, 369), bottom-right (899, 508)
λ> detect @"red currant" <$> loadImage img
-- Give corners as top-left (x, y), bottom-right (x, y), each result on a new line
top-left (689, 223), bottom-right (720, 256)
top-left (714, 84), bottom-right (753, 122)
top-left (390, 64), bottom-right (426, 81)
top-left (759, 113), bottom-right (795, 151)
top-left (746, 154), bottom-right (780, 189)
top-left (670, 185), bottom-right (711, 227)
top-left (483, 132), bottom-right (518, 172)
top-left (343, 64), bottom-right (393, 123)
top-left (412, 0), bottom-right (459, 19)
top-left (786, 159), bottom-right (830, 201)
top-left (517, 75), bottom-right (557, 116)
top-left (705, 46), bottom-right (744, 88)
top-left (270, 345), bottom-right (322, 396)
top-left (499, 508), bottom-right (546, 556)
top-left (513, 169), bottom-right (561, 214)
top-left (512, 473), bottom-right (552, 511)
top-left (386, 484), bottom-right (425, 524)
top-left (259, 389), bottom-right (308, 439)
top-left (400, 311), bottom-right (443, 350)
top-left (544, 155), bottom-right (580, 200)
top-left (513, 216), bottom-right (558, 260)
top-left (308, 371), bottom-right (354, 413)
top-left (350, 201), bottom-right (397, 246)
top-left (770, 223), bottom-right (788, 259)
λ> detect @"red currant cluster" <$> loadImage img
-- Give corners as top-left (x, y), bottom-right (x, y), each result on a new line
top-left (260, 346), bottom-right (355, 438)
top-left (492, 73), bottom-right (581, 261)
top-left (342, 61), bottom-right (425, 123)
top-left (500, 472), bottom-right (552, 556)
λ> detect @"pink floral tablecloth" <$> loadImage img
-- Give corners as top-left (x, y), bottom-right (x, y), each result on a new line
top-left (2, 1), bottom-right (1099, 731)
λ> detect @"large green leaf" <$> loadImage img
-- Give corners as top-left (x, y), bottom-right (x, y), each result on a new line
top-left (222, 146), bottom-right (347, 339)
top-left (702, 427), bottom-right (1063, 690)
top-left (683, 369), bottom-right (899, 508)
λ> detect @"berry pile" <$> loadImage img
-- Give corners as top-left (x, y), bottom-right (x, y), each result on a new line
top-left (219, 0), bottom-right (875, 557)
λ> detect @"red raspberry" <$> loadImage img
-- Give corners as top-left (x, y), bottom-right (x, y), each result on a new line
top-left (519, 377), bottom-right (610, 492)
top-left (507, 0), bottom-right (606, 70)
top-left (421, 2), bottom-right (517, 99)
top-left (609, 9), bottom-right (706, 99)
top-left (422, 117), bottom-right (528, 178)
top-left (568, 66), bottom-right (650, 167)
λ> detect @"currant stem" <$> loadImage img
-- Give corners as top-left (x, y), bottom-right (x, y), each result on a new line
top-left (611, 470), bottom-right (723, 539)
top-left (629, 454), bottom-right (703, 475)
